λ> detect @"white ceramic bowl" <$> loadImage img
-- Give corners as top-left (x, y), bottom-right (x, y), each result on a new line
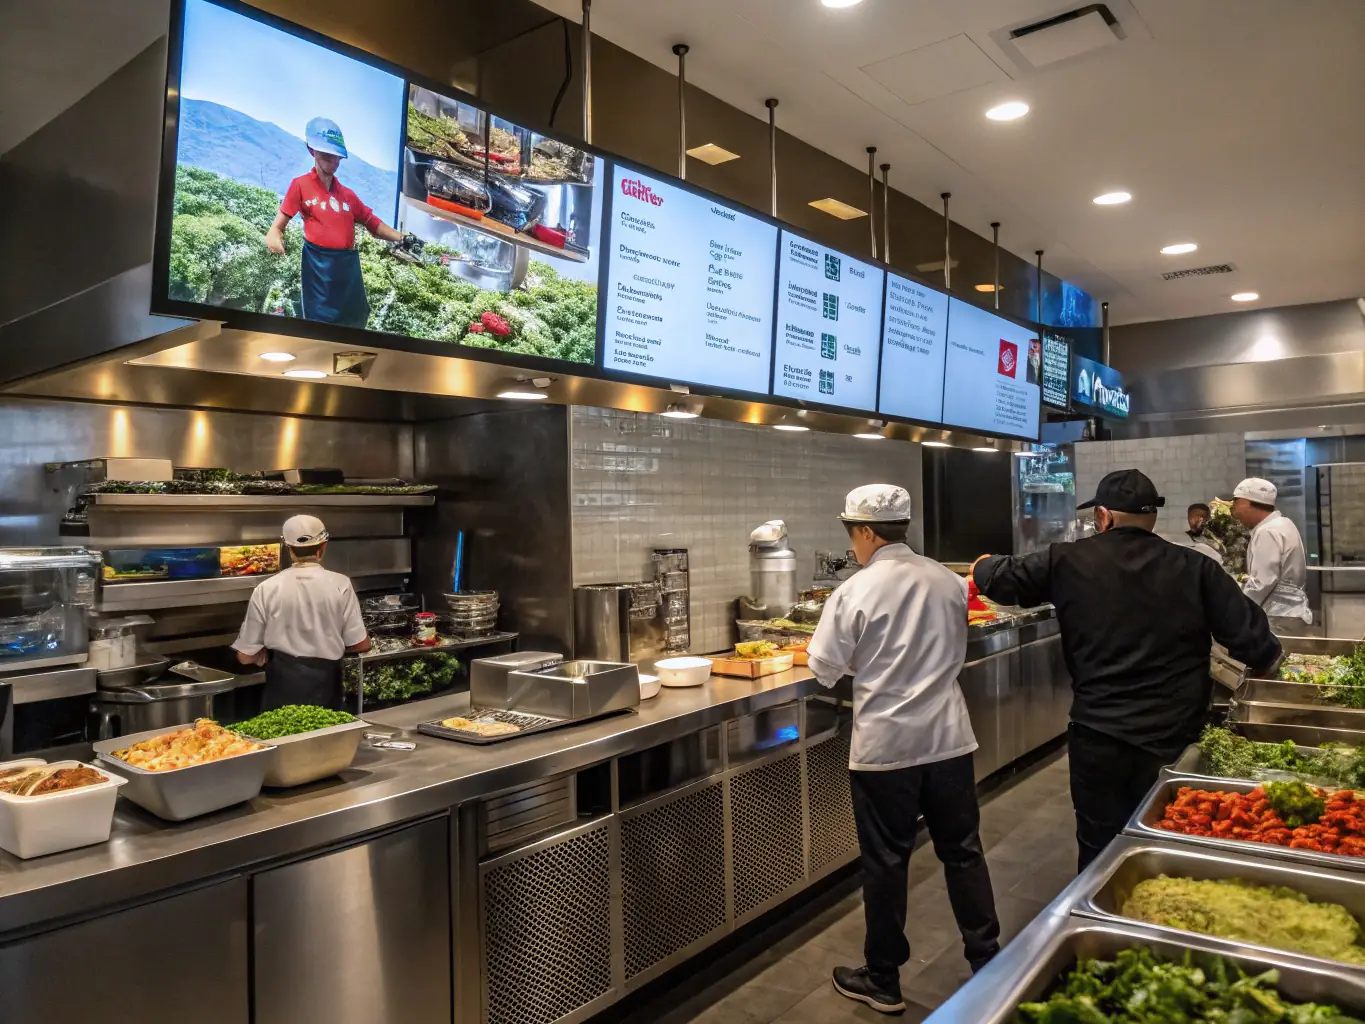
top-left (638, 674), bottom-right (661, 700)
top-left (655, 656), bottom-right (712, 687)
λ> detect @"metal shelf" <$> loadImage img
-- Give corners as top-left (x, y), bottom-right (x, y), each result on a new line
top-left (405, 197), bottom-right (589, 263)
top-left (353, 632), bottom-right (518, 664)
top-left (83, 493), bottom-right (434, 509)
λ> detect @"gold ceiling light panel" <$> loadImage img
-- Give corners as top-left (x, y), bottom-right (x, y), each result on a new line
top-left (808, 197), bottom-right (867, 220)
top-left (685, 143), bottom-right (741, 165)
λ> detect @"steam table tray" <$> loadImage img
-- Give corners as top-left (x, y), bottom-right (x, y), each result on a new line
top-left (417, 706), bottom-right (634, 745)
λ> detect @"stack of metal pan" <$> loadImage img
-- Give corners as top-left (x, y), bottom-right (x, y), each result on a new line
top-left (1228, 636), bottom-right (1365, 745)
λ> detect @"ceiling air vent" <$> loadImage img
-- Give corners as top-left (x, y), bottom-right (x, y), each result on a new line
top-left (1162, 264), bottom-right (1236, 281)
top-left (990, 1), bottom-right (1149, 76)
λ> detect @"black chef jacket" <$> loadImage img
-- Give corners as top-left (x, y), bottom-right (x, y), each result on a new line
top-left (974, 527), bottom-right (1281, 759)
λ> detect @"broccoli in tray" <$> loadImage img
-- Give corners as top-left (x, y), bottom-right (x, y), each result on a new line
top-left (344, 651), bottom-right (462, 704)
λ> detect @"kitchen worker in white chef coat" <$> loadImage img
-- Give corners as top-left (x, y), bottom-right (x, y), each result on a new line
top-left (807, 484), bottom-right (999, 1015)
top-left (233, 515), bottom-right (370, 710)
top-left (1231, 478), bottom-right (1312, 633)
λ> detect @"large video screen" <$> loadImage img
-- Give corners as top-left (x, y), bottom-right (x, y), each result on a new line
top-left (600, 165), bottom-right (778, 392)
top-left (877, 274), bottom-right (950, 423)
top-left (164, 0), bottom-right (599, 365)
top-left (940, 299), bottom-right (1042, 440)
top-left (772, 232), bottom-right (884, 411)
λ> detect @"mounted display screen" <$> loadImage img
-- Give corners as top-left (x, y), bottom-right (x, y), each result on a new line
top-left (600, 165), bottom-right (778, 392)
top-left (876, 275), bottom-right (950, 423)
top-left (771, 232), bottom-right (884, 411)
top-left (1041, 332), bottom-right (1071, 409)
top-left (159, 0), bottom-right (600, 366)
top-left (940, 299), bottom-right (1042, 441)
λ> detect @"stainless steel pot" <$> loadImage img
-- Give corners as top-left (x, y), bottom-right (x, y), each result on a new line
top-left (90, 678), bottom-right (239, 739)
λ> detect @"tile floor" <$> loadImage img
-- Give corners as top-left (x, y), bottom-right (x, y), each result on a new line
top-left (619, 750), bottom-right (1076, 1024)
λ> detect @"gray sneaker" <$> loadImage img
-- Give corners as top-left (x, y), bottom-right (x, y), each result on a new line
top-left (832, 966), bottom-right (905, 1015)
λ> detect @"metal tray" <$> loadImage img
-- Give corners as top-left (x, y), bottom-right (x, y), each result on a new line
top-left (1072, 840), bottom-right (1365, 972)
top-left (926, 919), bottom-right (1365, 1024)
top-left (92, 724), bottom-right (270, 821)
top-left (417, 707), bottom-right (568, 745)
top-left (1167, 738), bottom-right (1340, 782)
top-left (248, 719), bottom-right (370, 788)
top-left (1126, 774), bottom-right (1365, 875)
top-left (1230, 697), bottom-right (1365, 734)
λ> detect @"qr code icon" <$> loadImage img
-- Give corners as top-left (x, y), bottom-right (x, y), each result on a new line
top-left (821, 334), bottom-right (837, 360)
top-left (819, 369), bottom-right (835, 395)
top-left (824, 254), bottom-right (841, 282)
top-left (822, 293), bottom-right (839, 321)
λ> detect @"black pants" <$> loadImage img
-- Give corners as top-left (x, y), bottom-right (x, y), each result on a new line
top-left (263, 650), bottom-right (344, 711)
top-left (1068, 722), bottom-right (1173, 872)
top-left (849, 753), bottom-right (1000, 982)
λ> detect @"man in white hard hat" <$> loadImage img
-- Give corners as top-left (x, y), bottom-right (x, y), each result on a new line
top-left (1231, 478), bottom-right (1312, 632)
top-left (809, 484), bottom-right (999, 1015)
top-left (233, 515), bottom-right (370, 709)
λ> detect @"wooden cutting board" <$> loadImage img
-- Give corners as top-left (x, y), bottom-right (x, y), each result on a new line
top-left (708, 652), bottom-right (796, 678)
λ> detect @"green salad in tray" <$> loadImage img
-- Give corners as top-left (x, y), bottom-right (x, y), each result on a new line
top-left (1277, 646), bottom-right (1365, 710)
top-left (1013, 947), bottom-right (1364, 1023)
top-left (1197, 726), bottom-right (1365, 788)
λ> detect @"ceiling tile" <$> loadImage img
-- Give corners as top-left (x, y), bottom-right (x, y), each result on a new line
top-left (861, 34), bottom-right (1009, 107)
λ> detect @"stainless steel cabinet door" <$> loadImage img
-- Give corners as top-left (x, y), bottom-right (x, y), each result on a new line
top-left (253, 816), bottom-right (451, 1024)
top-left (0, 878), bottom-right (248, 1023)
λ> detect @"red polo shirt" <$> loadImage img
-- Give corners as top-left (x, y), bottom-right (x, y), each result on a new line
top-left (280, 169), bottom-right (383, 250)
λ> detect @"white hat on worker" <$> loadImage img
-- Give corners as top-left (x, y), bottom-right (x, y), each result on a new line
top-left (282, 514), bottom-right (329, 546)
top-left (1233, 478), bottom-right (1277, 506)
top-left (839, 484), bottom-right (912, 523)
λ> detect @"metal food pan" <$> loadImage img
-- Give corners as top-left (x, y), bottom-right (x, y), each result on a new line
top-left (1072, 840), bottom-right (1365, 972)
top-left (1125, 775), bottom-right (1365, 875)
top-left (1235, 720), bottom-right (1365, 747)
top-left (1166, 739), bottom-right (1339, 782)
top-left (92, 724), bottom-right (270, 821)
top-left (247, 719), bottom-right (370, 788)
top-left (1238, 676), bottom-right (1365, 711)
top-left (1230, 699), bottom-right (1365, 734)
top-left (417, 707), bottom-right (567, 746)
top-left (928, 920), bottom-right (1365, 1024)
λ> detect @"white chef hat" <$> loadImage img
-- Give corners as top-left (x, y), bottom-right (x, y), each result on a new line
top-left (282, 514), bottom-right (329, 546)
top-left (839, 484), bottom-right (912, 523)
top-left (1233, 478), bottom-right (1277, 506)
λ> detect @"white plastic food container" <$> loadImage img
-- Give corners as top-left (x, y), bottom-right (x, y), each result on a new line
top-left (0, 760), bottom-right (127, 859)
top-left (638, 674), bottom-right (662, 700)
top-left (655, 657), bottom-right (712, 687)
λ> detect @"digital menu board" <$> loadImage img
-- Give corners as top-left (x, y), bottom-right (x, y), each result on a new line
top-left (940, 299), bottom-right (1042, 440)
top-left (601, 165), bottom-right (779, 391)
top-left (877, 274), bottom-right (950, 423)
top-left (772, 232), bottom-right (884, 410)
top-left (1041, 333), bottom-right (1070, 409)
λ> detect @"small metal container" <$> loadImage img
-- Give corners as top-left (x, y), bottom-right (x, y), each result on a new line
top-left (469, 651), bottom-right (565, 707)
top-left (504, 659), bottom-right (640, 720)
top-left (92, 724), bottom-right (270, 821)
top-left (248, 719), bottom-right (369, 788)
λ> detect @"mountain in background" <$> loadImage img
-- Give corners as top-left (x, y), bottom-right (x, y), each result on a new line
top-left (177, 98), bottom-right (399, 223)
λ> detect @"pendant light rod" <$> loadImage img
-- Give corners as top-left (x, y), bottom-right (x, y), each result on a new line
top-left (766, 98), bottom-right (778, 218)
top-left (581, 0), bottom-right (592, 144)
top-left (941, 192), bottom-right (952, 290)
top-left (1035, 250), bottom-right (1044, 325)
top-left (1102, 301), bottom-right (1111, 364)
top-left (880, 163), bottom-right (890, 264)
top-left (673, 44), bottom-right (689, 180)
top-left (991, 222), bottom-right (1001, 310)
top-left (866, 147), bottom-right (878, 259)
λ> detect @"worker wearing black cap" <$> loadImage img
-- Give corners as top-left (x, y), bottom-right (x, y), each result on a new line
top-left (971, 469), bottom-right (1282, 870)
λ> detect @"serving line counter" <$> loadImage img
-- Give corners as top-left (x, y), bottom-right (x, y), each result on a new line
top-left (0, 618), bottom-right (1070, 1024)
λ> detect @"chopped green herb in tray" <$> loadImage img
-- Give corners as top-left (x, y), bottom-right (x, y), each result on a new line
top-left (1197, 726), bottom-right (1365, 788)
top-left (1013, 946), bottom-right (1364, 1023)
top-left (231, 705), bottom-right (355, 739)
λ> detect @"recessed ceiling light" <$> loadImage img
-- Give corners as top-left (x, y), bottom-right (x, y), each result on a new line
top-left (809, 197), bottom-right (867, 220)
top-left (853, 432), bottom-right (885, 440)
top-left (973, 446), bottom-right (1000, 453)
top-left (685, 143), bottom-right (740, 166)
top-left (1231, 292), bottom-right (1260, 302)
top-left (1160, 242), bottom-right (1198, 255)
top-left (921, 440), bottom-right (950, 448)
top-left (1092, 191), bottom-right (1131, 206)
top-left (974, 283), bottom-right (1002, 293)
top-left (821, 0), bottom-right (864, 7)
top-left (773, 423), bottom-right (810, 432)
top-left (282, 368), bottom-right (327, 379)
top-left (985, 101), bottom-right (1029, 122)
top-left (259, 351), bottom-right (296, 363)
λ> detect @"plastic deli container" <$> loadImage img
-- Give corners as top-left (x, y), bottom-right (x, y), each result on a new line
top-left (0, 760), bottom-right (128, 859)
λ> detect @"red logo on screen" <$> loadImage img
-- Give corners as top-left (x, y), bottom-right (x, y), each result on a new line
top-left (621, 177), bottom-right (665, 206)
top-left (998, 339), bottom-right (1019, 378)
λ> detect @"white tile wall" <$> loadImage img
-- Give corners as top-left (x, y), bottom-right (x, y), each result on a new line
top-left (570, 407), bottom-right (923, 653)
top-left (1074, 433), bottom-right (1247, 544)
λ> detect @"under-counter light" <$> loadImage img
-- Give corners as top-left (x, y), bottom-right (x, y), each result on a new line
top-left (809, 197), bottom-right (867, 220)
top-left (660, 404), bottom-right (700, 419)
top-left (1092, 191), bottom-right (1131, 205)
top-left (985, 101), bottom-right (1029, 122)
top-left (921, 440), bottom-right (950, 447)
top-left (853, 432), bottom-right (885, 440)
top-left (773, 423), bottom-right (810, 432)
top-left (1160, 242), bottom-right (1198, 255)
top-left (1231, 291), bottom-right (1260, 302)
top-left (260, 351), bottom-right (296, 363)
top-left (975, 283), bottom-right (1002, 293)
top-left (686, 143), bottom-right (741, 166)
top-left (282, 368), bottom-right (327, 379)
top-left (498, 388), bottom-right (548, 400)
top-left (821, 0), bottom-right (865, 7)
top-left (973, 446), bottom-right (1000, 453)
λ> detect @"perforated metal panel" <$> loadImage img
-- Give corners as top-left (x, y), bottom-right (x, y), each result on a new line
top-left (807, 730), bottom-right (858, 874)
top-left (482, 826), bottom-right (612, 1024)
top-left (729, 753), bottom-right (804, 920)
top-left (621, 784), bottom-right (726, 979)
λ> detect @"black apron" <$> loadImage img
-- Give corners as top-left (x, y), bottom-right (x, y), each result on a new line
top-left (263, 650), bottom-right (343, 711)
top-left (300, 240), bottom-right (370, 328)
